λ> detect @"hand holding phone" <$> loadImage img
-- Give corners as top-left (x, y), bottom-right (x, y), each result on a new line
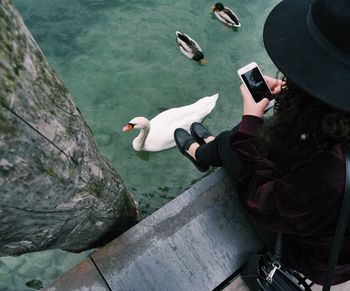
top-left (237, 62), bottom-right (274, 117)
top-left (237, 62), bottom-right (273, 103)
top-left (239, 83), bottom-right (270, 117)
top-left (263, 75), bottom-right (286, 95)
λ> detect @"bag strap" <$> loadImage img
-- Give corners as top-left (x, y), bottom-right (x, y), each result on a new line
top-left (322, 144), bottom-right (350, 291)
top-left (273, 232), bottom-right (282, 267)
top-left (266, 232), bottom-right (282, 283)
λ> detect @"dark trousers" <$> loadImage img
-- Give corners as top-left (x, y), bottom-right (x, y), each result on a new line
top-left (195, 128), bottom-right (241, 181)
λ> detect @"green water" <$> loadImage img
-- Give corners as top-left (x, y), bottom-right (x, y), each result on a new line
top-left (1, 0), bottom-right (279, 289)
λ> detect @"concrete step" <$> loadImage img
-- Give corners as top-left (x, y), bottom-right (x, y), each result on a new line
top-left (46, 169), bottom-right (263, 291)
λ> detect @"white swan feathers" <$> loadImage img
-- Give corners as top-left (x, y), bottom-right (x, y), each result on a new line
top-left (123, 93), bottom-right (219, 152)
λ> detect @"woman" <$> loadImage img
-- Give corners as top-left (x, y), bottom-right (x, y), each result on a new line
top-left (174, 0), bottom-right (350, 288)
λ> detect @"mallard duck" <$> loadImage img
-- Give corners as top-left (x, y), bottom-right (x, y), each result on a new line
top-left (122, 93), bottom-right (219, 152)
top-left (211, 3), bottom-right (241, 28)
top-left (175, 31), bottom-right (206, 65)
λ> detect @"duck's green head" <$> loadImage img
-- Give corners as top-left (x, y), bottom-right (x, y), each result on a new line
top-left (211, 3), bottom-right (225, 12)
top-left (193, 51), bottom-right (206, 64)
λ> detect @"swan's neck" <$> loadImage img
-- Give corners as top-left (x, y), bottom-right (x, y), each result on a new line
top-left (133, 127), bottom-right (150, 151)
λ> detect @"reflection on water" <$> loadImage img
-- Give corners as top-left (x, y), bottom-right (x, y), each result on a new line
top-left (3, 0), bottom-right (279, 289)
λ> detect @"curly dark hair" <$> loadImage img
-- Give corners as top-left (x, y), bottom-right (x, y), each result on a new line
top-left (257, 77), bottom-right (350, 170)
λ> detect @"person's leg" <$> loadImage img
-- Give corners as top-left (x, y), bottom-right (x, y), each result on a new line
top-left (195, 131), bottom-right (230, 166)
top-left (195, 130), bottom-right (241, 180)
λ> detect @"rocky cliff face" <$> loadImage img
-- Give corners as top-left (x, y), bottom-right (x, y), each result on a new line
top-left (0, 0), bottom-right (139, 256)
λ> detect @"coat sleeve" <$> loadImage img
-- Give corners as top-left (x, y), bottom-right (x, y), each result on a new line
top-left (231, 115), bottom-right (344, 235)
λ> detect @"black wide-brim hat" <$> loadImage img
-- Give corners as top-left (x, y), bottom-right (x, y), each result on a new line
top-left (263, 0), bottom-right (350, 112)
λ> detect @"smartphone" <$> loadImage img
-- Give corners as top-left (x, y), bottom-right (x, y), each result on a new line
top-left (237, 62), bottom-right (274, 110)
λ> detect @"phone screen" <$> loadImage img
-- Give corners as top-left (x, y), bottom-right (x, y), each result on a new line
top-left (241, 67), bottom-right (272, 102)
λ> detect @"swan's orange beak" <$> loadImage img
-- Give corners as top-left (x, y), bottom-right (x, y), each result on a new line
top-left (122, 123), bottom-right (134, 132)
top-left (200, 58), bottom-right (206, 65)
top-left (211, 5), bottom-right (215, 12)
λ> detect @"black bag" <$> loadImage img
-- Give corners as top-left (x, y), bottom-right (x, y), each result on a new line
top-left (241, 253), bottom-right (311, 291)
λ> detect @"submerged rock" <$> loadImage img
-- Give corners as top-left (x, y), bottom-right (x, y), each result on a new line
top-left (0, 0), bottom-right (139, 256)
top-left (25, 279), bottom-right (43, 290)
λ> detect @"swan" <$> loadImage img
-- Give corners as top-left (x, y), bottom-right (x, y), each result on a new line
top-left (176, 31), bottom-right (206, 64)
top-left (211, 3), bottom-right (241, 28)
top-left (122, 93), bottom-right (219, 152)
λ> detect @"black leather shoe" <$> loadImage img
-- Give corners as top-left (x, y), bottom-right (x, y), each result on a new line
top-left (190, 122), bottom-right (212, 145)
top-left (174, 128), bottom-right (210, 172)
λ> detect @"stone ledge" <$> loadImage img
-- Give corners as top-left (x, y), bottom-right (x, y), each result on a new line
top-left (46, 169), bottom-right (262, 291)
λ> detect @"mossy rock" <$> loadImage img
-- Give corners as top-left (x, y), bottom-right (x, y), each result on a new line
top-left (25, 279), bottom-right (44, 290)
